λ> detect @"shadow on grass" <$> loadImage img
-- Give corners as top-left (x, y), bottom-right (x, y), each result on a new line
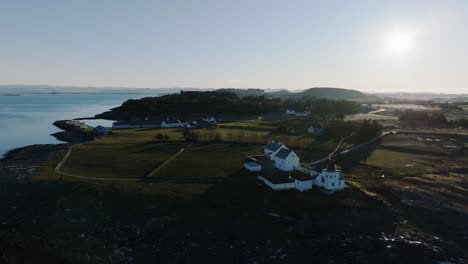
top-left (217, 125), bottom-right (273, 132)
top-left (336, 139), bottom-right (382, 172)
top-left (377, 145), bottom-right (450, 157)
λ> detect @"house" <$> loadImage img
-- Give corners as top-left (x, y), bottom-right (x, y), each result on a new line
top-left (94, 125), bottom-right (111, 135)
top-left (264, 141), bottom-right (287, 159)
top-left (285, 109), bottom-right (296, 115)
top-left (161, 119), bottom-right (184, 128)
top-left (273, 148), bottom-right (300, 171)
top-left (307, 125), bottom-right (323, 135)
top-left (244, 161), bottom-right (262, 172)
top-left (314, 160), bottom-right (346, 192)
top-left (203, 117), bottom-right (217, 124)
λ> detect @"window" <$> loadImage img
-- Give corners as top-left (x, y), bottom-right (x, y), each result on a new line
top-left (331, 182), bottom-right (335, 187)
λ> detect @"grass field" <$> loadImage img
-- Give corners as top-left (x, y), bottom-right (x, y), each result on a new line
top-left (152, 143), bottom-right (261, 179)
top-left (345, 134), bottom-right (467, 204)
top-left (59, 128), bottom-right (185, 179)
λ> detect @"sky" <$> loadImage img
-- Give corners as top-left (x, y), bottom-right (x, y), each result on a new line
top-left (1, 0), bottom-right (467, 93)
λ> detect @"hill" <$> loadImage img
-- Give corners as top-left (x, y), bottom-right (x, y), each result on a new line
top-left (217, 87), bottom-right (367, 100)
top-left (99, 90), bottom-right (361, 120)
top-left (298, 87), bottom-right (366, 99)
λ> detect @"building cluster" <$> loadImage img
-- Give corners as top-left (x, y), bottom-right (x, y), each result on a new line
top-left (244, 141), bottom-right (346, 193)
top-left (285, 109), bottom-right (311, 117)
top-left (112, 117), bottom-right (217, 129)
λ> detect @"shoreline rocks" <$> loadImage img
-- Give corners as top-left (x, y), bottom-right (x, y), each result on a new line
top-left (52, 120), bottom-right (95, 143)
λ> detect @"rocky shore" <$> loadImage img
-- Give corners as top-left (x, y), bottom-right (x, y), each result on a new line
top-left (0, 144), bottom-right (67, 182)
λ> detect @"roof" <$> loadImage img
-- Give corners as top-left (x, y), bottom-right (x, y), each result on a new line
top-left (295, 175), bottom-right (313, 181)
top-left (275, 148), bottom-right (293, 159)
top-left (162, 120), bottom-right (181, 124)
top-left (94, 125), bottom-right (108, 131)
top-left (245, 162), bottom-right (261, 168)
top-left (264, 141), bottom-right (283, 152)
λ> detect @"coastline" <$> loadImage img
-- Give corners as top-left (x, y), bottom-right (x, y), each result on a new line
top-left (0, 117), bottom-right (98, 176)
top-left (0, 143), bottom-right (68, 184)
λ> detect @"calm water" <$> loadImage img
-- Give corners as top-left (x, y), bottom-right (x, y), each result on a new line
top-left (0, 93), bottom-right (153, 157)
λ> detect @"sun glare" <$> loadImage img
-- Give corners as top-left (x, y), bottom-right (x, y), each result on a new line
top-left (383, 29), bottom-right (415, 56)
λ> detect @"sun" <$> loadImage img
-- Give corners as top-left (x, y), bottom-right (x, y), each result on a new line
top-left (383, 29), bottom-right (415, 56)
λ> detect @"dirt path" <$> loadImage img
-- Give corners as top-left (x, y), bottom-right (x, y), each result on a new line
top-left (304, 131), bottom-right (396, 166)
top-left (145, 146), bottom-right (186, 177)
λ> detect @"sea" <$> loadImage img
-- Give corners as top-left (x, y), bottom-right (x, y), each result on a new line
top-left (0, 93), bottom-right (156, 158)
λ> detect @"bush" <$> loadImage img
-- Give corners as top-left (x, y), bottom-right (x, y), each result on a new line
top-left (399, 110), bottom-right (448, 127)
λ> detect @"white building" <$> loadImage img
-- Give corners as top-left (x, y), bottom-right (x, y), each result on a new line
top-left (257, 176), bottom-right (313, 192)
top-left (295, 177), bottom-right (313, 192)
top-left (244, 162), bottom-right (262, 172)
top-left (273, 148), bottom-right (300, 171)
top-left (314, 161), bottom-right (346, 192)
top-left (203, 117), bottom-right (217, 124)
top-left (307, 126), bottom-right (323, 135)
top-left (285, 109), bottom-right (296, 115)
top-left (161, 120), bottom-right (184, 128)
top-left (263, 141), bottom-right (287, 159)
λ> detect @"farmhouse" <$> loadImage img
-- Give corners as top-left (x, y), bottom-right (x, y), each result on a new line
top-left (203, 117), bottom-right (217, 124)
top-left (263, 141), bottom-right (287, 159)
top-left (314, 160), bottom-right (346, 192)
top-left (161, 119), bottom-right (185, 128)
top-left (273, 148), bottom-right (300, 171)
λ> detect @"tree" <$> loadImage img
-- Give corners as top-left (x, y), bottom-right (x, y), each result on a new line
top-left (182, 128), bottom-right (196, 142)
top-left (357, 119), bottom-right (382, 142)
top-left (336, 112), bottom-right (345, 120)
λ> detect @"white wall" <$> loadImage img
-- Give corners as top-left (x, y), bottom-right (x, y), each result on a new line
top-left (315, 171), bottom-right (345, 191)
top-left (274, 153), bottom-right (299, 171)
top-left (295, 180), bottom-right (312, 192)
top-left (258, 176), bottom-right (295, 191)
top-left (244, 163), bottom-right (262, 172)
